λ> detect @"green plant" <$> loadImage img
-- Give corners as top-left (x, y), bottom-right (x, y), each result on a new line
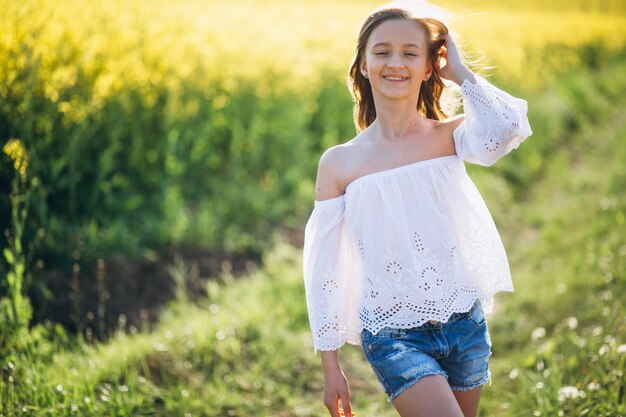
top-left (1, 138), bottom-right (33, 354)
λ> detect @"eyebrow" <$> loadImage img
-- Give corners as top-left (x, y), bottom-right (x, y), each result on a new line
top-left (371, 42), bottom-right (423, 49)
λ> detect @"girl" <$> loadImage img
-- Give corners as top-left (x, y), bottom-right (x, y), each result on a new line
top-left (303, 2), bottom-right (532, 417)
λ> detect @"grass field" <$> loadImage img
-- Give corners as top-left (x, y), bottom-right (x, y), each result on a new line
top-left (1, 0), bottom-right (626, 416)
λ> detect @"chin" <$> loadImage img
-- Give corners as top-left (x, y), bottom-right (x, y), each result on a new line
top-left (378, 89), bottom-right (418, 101)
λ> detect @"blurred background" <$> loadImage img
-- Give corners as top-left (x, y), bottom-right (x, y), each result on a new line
top-left (1, 0), bottom-right (625, 416)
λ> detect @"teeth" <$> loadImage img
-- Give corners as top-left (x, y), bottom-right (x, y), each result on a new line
top-left (384, 76), bottom-right (407, 81)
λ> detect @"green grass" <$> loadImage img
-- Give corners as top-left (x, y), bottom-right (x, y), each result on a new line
top-left (2, 243), bottom-right (338, 416)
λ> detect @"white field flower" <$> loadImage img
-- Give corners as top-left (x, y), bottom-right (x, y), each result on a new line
top-left (599, 345), bottom-right (609, 356)
top-left (566, 317), bottom-right (578, 330)
top-left (617, 344), bottom-right (626, 354)
top-left (558, 386), bottom-right (582, 402)
top-left (536, 360), bottom-right (545, 371)
top-left (531, 327), bottom-right (546, 340)
top-left (587, 381), bottom-right (601, 391)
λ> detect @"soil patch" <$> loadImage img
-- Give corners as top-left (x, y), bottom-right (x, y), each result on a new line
top-left (30, 247), bottom-right (261, 339)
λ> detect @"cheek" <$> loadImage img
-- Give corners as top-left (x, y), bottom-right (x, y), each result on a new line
top-left (409, 59), bottom-right (427, 72)
top-left (364, 57), bottom-right (383, 71)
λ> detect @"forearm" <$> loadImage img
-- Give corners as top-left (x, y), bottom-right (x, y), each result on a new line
top-left (448, 64), bottom-right (476, 87)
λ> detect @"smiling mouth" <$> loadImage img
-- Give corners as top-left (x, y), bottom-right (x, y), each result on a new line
top-left (383, 76), bottom-right (409, 81)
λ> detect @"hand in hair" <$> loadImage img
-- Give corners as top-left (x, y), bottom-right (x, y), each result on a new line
top-left (438, 34), bottom-right (475, 86)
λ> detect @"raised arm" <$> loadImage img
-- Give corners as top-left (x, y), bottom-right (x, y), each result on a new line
top-left (440, 35), bottom-right (533, 166)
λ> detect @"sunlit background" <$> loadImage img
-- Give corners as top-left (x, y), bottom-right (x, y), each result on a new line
top-left (1, 0), bottom-right (625, 415)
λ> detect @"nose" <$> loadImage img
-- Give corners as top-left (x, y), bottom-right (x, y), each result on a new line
top-left (387, 52), bottom-right (404, 68)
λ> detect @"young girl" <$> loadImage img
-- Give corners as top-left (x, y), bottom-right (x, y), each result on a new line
top-left (303, 2), bottom-right (531, 417)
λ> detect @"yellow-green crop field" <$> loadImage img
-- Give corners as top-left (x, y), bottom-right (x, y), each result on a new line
top-left (3, 0), bottom-right (626, 90)
top-left (1, 0), bottom-right (626, 416)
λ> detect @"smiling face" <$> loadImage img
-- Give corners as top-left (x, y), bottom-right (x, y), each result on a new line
top-left (361, 18), bottom-right (432, 103)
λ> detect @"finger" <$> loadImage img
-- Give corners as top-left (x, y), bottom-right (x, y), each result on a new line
top-left (340, 391), bottom-right (352, 416)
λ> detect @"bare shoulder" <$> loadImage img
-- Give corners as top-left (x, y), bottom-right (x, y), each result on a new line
top-left (315, 141), bottom-right (358, 201)
top-left (437, 114), bottom-right (465, 132)
top-left (430, 114), bottom-right (465, 153)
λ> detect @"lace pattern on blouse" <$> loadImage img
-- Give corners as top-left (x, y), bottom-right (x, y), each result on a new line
top-left (454, 76), bottom-right (533, 167)
top-left (357, 214), bottom-right (511, 334)
top-left (303, 197), bottom-right (362, 351)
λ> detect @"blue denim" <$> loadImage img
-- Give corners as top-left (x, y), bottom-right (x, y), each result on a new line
top-left (360, 300), bottom-right (492, 402)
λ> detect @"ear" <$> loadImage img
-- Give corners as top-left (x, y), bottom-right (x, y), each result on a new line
top-left (426, 56), bottom-right (436, 79)
top-left (424, 66), bottom-right (433, 81)
top-left (360, 60), bottom-right (368, 78)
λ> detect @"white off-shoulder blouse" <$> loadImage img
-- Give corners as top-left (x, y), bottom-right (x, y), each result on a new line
top-left (303, 75), bottom-right (533, 352)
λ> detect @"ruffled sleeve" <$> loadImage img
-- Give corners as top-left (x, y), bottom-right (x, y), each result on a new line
top-left (302, 195), bottom-right (362, 352)
top-left (453, 75), bottom-right (532, 167)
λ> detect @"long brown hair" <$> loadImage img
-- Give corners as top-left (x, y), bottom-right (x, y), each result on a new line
top-left (348, 8), bottom-right (450, 132)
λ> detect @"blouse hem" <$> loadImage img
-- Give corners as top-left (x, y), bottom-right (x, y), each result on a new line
top-left (360, 288), bottom-right (513, 337)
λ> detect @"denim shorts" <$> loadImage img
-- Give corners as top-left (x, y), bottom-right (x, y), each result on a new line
top-left (360, 300), bottom-right (491, 402)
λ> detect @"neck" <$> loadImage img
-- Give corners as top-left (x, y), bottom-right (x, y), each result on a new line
top-left (371, 96), bottom-right (423, 139)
